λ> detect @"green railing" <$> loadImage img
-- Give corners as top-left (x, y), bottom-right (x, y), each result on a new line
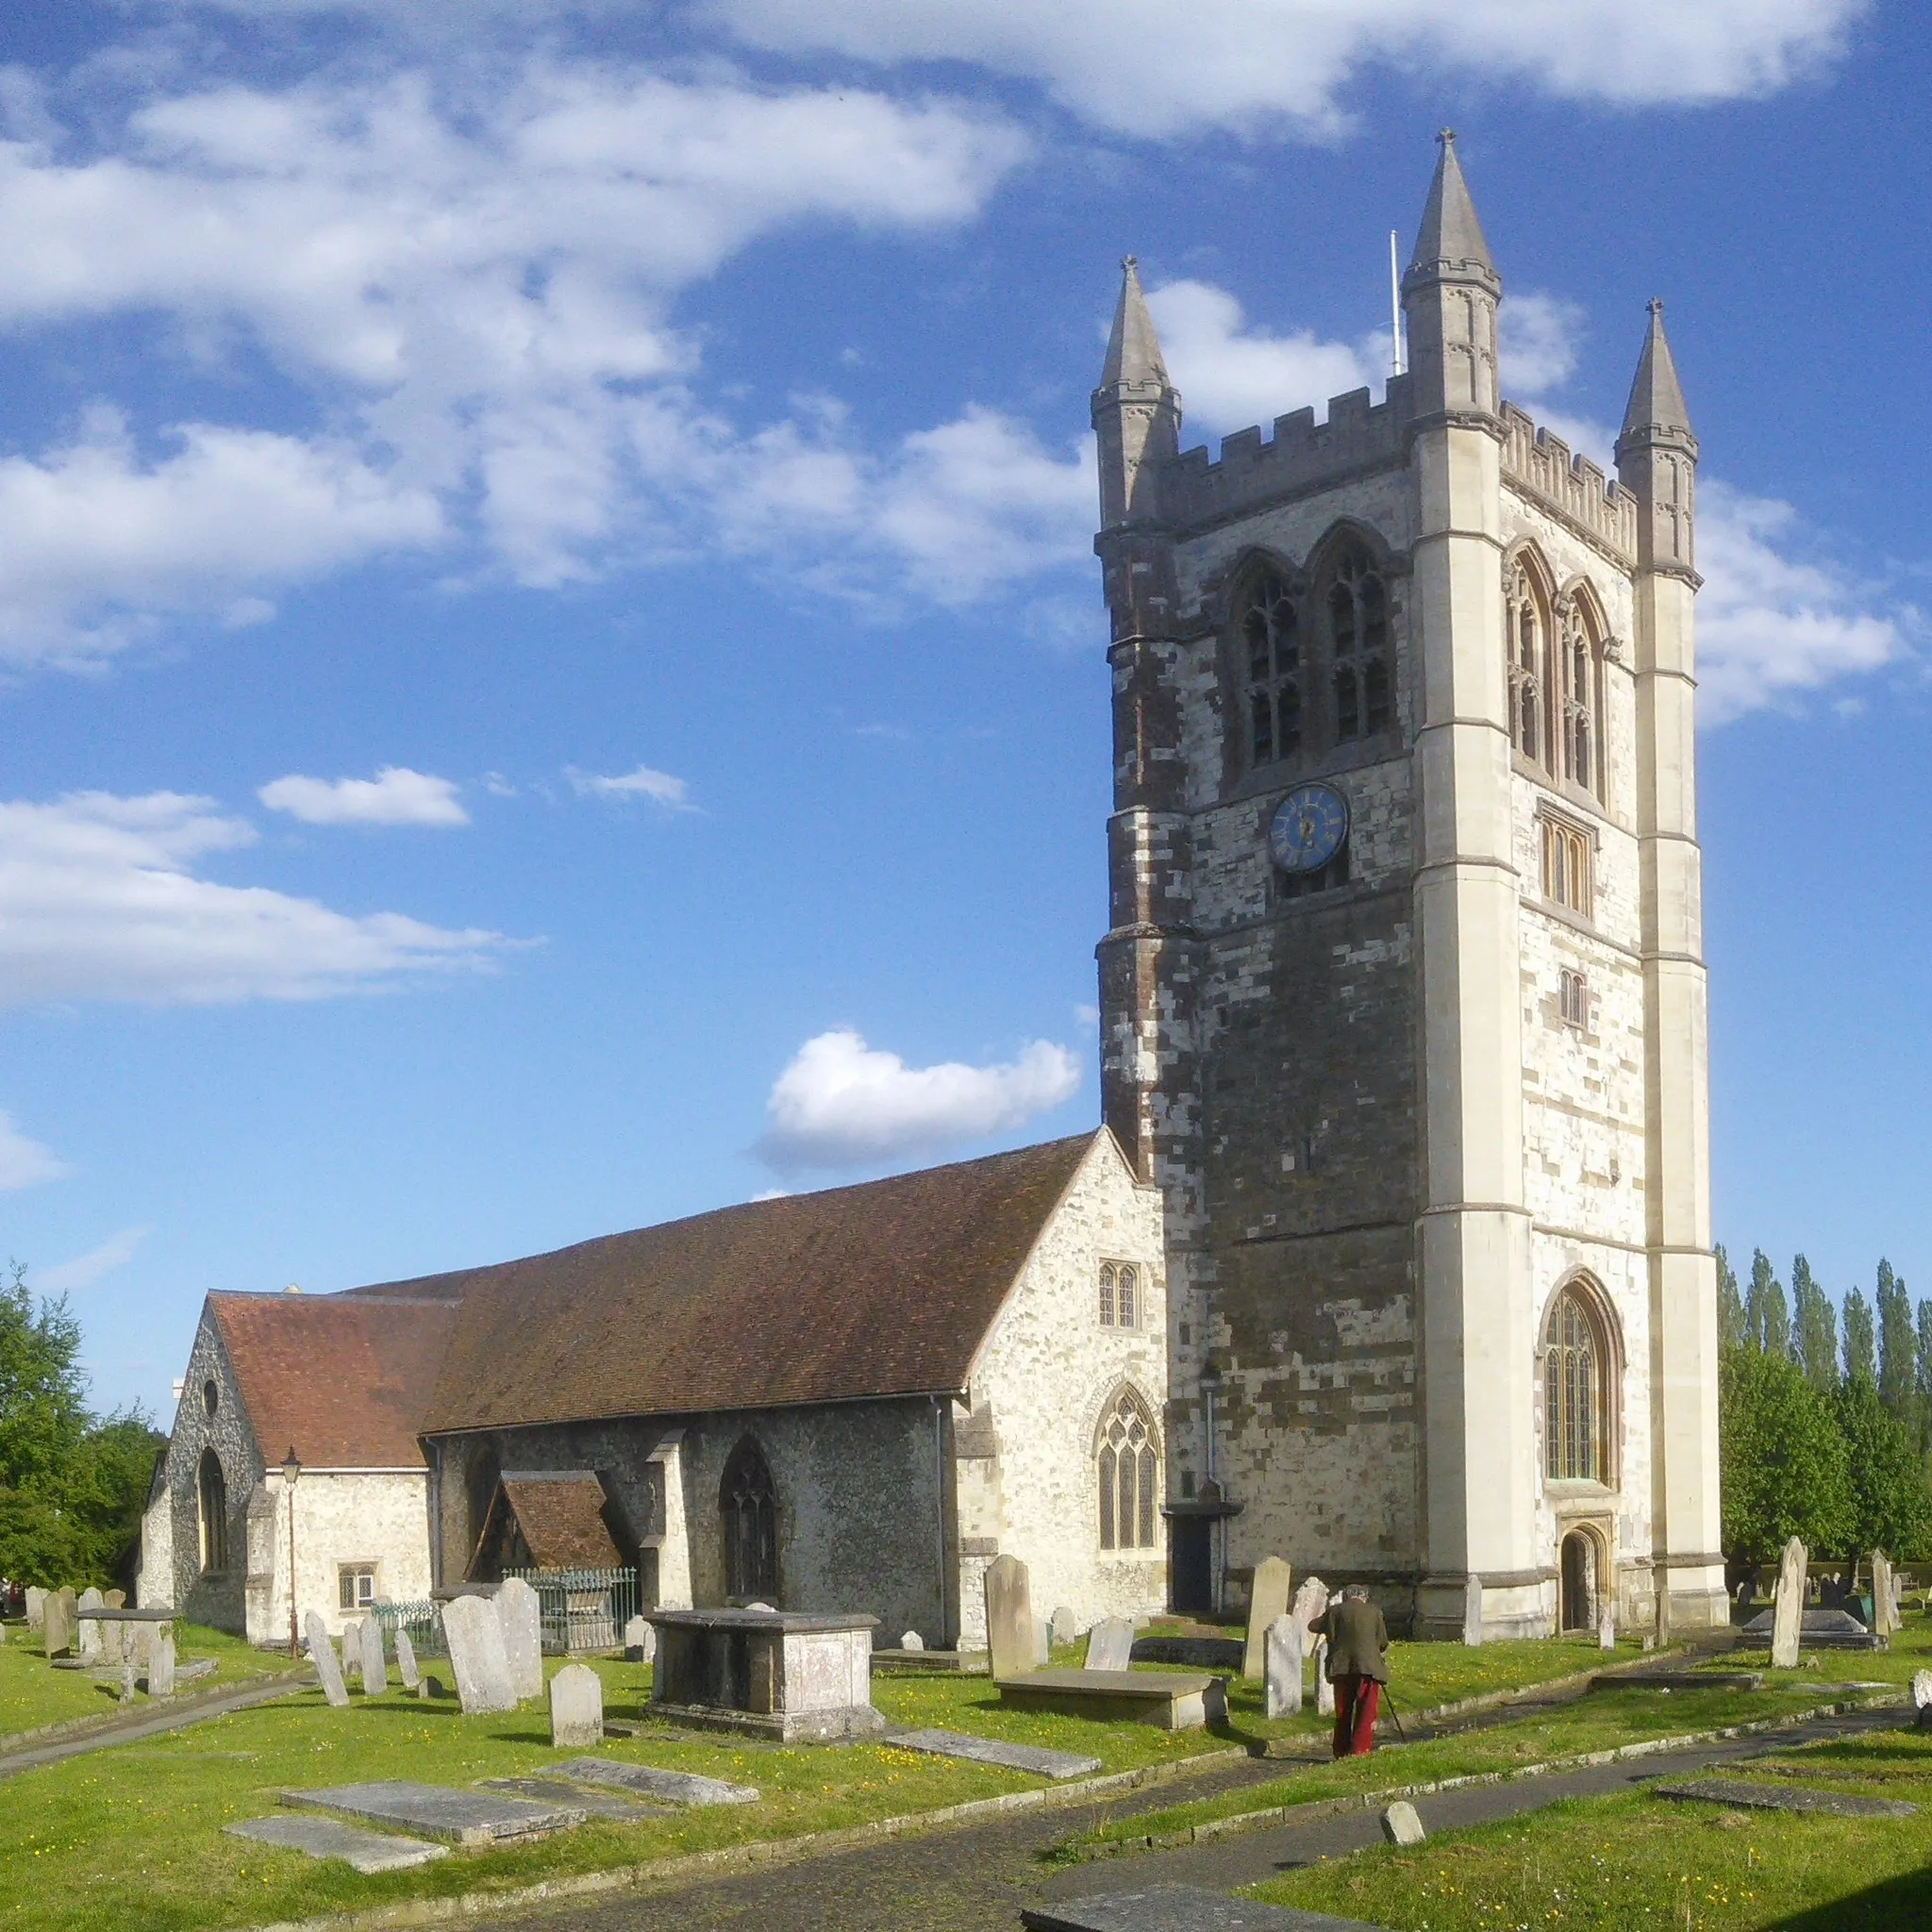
top-left (503, 1567), bottom-right (639, 1654)
top-left (372, 1599), bottom-right (446, 1657)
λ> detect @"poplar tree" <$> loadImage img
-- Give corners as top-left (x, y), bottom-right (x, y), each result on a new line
top-left (1716, 1245), bottom-right (1745, 1353)
top-left (1747, 1249), bottom-right (1790, 1358)
top-left (1790, 1255), bottom-right (1839, 1392)
top-left (1843, 1286), bottom-right (1878, 1387)
top-left (1877, 1260), bottom-right (1918, 1425)
top-left (1918, 1298), bottom-right (1932, 1448)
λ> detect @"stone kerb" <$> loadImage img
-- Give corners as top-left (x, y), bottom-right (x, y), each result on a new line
top-left (306, 1611), bottom-right (352, 1709)
top-left (443, 1594), bottom-right (520, 1716)
top-left (496, 1577), bottom-right (545, 1702)
top-left (1242, 1557), bottom-right (1291, 1679)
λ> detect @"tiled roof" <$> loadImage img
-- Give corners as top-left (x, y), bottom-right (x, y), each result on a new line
top-left (208, 1292), bottom-right (458, 1470)
top-left (498, 1474), bottom-right (625, 1569)
top-left (405, 1133), bottom-right (1101, 1435)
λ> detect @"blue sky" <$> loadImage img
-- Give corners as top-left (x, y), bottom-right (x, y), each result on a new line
top-left (0, 0), bottom-right (1924, 1416)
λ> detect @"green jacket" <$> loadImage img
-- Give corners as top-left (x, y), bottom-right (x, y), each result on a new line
top-left (1316, 1596), bottom-right (1390, 1683)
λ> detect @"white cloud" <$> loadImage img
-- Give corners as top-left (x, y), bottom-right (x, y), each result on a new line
top-left (565, 764), bottom-right (692, 808)
top-left (0, 790), bottom-right (507, 1006)
top-left (1499, 291), bottom-right (1583, 399)
top-left (756, 1025), bottom-right (1082, 1171)
top-left (709, 0), bottom-right (1863, 138)
top-left (0, 1110), bottom-right (73, 1191)
top-left (39, 1225), bottom-right (147, 1295)
top-left (258, 766), bottom-right (469, 827)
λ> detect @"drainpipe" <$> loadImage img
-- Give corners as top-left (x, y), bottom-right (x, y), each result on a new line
top-left (930, 1396), bottom-right (951, 1650)
top-left (1199, 1359), bottom-right (1224, 1616)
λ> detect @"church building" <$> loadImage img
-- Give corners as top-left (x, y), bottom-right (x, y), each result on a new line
top-left (1093, 134), bottom-right (1724, 1639)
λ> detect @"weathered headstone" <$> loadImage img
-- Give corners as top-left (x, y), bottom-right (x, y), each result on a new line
top-left (149, 1627), bottom-right (176, 1697)
top-left (394, 1626), bottom-right (420, 1692)
top-left (120, 1659), bottom-right (138, 1701)
top-left (76, 1588), bottom-right (104, 1661)
top-left (1291, 1575), bottom-right (1329, 1642)
top-left (624, 1616), bottom-right (656, 1664)
top-left (442, 1593), bottom-right (519, 1715)
top-left (983, 1554), bottom-right (1036, 1681)
top-left (358, 1614), bottom-right (389, 1695)
top-left (306, 1610), bottom-right (351, 1708)
top-left (1314, 1636), bottom-right (1334, 1716)
top-left (1598, 1606), bottom-right (1616, 1651)
top-left (549, 1662), bottom-right (604, 1748)
top-left (1263, 1613), bottom-right (1302, 1720)
top-left (1083, 1617), bottom-right (1134, 1673)
top-left (340, 1621), bottom-right (359, 1684)
top-left (1772, 1536), bottom-right (1807, 1668)
top-left (1203, 1676), bottom-right (1229, 1728)
top-left (1912, 1669), bottom-right (1932, 1729)
top-left (1462, 1574), bottom-right (1483, 1647)
top-left (496, 1576), bottom-right (544, 1702)
top-left (1241, 1557), bottom-right (1292, 1679)
top-left (25, 1586), bottom-right (44, 1633)
top-left (1872, 1552), bottom-right (1898, 1639)
top-left (1381, 1800), bottom-right (1426, 1846)
top-left (1048, 1605), bottom-right (1078, 1651)
top-left (1035, 1617), bottom-right (1052, 1667)
top-left (42, 1589), bottom-right (75, 1658)
top-left (899, 1630), bottom-right (924, 1652)
top-left (129, 1620), bottom-right (155, 1678)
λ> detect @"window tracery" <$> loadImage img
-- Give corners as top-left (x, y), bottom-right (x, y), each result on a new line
top-left (1507, 558), bottom-right (1550, 768)
top-left (1326, 545), bottom-right (1391, 741)
top-left (1543, 1287), bottom-right (1610, 1484)
top-left (1096, 1388), bottom-right (1160, 1552)
top-left (721, 1435), bottom-right (779, 1603)
top-left (1241, 569), bottom-right (1301, 767)
top-left (1507, 552), bottom-right (1607, 803)
top-left (1099, 1261), bottom-right (1139, 1328)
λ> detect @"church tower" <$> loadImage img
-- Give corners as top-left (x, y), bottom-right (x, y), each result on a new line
top-left (1093, 138), bottom-right (1725, 1638)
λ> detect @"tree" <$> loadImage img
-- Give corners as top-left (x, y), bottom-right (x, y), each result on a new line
top-left (1716, 1245), bottom-right (1745, 1352)
top-left (1720, 1342), bottom-right (1853, 1565)
top-left (1877, 1260), bottom-right (1918, 1426)
top-left (1836, 1374), bottom-right (1932, 1560)
top-left (1843, 1287), bottom-right (1877, 1386)
top-left (1746, 1249), bottom-right (1790, 1357)
top-left (1791, 1254), bottom-right (1839, 1393)
top-left (1918, 1297), bottom-right (1932, 1451)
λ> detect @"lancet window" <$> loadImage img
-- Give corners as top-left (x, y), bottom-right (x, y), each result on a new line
top-left (1506, 558), bottom-right (1550, 769)
top-left (1096, 1388), bottom-right (1160, 1553)
top-left (721, 1435), bottom-right (779, 1603)
top-left (1326, 545), bottom-right (1391, 741)
top-left (197, 1447), bottom-right (229, 1574)
top-left (1543, 1287), bottom-right (1610, 1484)
top-left (1507, 552), bottom-right (1607, 803)
top-left (1241, 569), bottom-right (1302, 767)
top-left (1559, 595), bottom-right (1607, 801)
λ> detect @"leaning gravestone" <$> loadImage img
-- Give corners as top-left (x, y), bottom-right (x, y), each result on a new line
top-left (1772, 1536), bottom-right (1807, 1668)
top-left (25, 1587), bottom-right (44, 1633)
top-left (339, 1621), bottom-right (359, 1685)
top-left (549, 1662), bottom-right (603, 1748)
top-left (1314, 1636), bottom-right (1335, 1716)
top-left (496, 1577), bottom-right (545, 1702)
top-left (983, 1554), bottom-right (1036, 1681)
top-left (1872, 1552), bottom-right (1898, 1639)
top-left (1242, 1557), bottom-right (1293, 1679)
top-left (1463, 1574), bottom-right (1484, 1647)
top-left (149, 1627), bottom-right (176, 1698)
top-left (1083, 1617), bottom-right (1134, 1673)
top-left (76, 1588), bottom-right (105, 1662)
top-left (1291, 1575), bottom-right (1328, 1643)
top-left (394, 1627), bottom-right (420, 1693)
top-left (1599, 1606), bottom-right (1616, 1652)
top-left (1048, 1605), bottom-right (1078, 1651)
top-left (359, 1614), bottom-right (389, 1695)
top-left (42, 1589), bottom-right (75, 1659)
top-left (442, 1593), bottom-right (520, 1716)
top-left (306, 1611), bottom-right (352, 1709)
top-left (1263, 1613), bottom-right (1302, 1720)
top-left (900, 1630), bottom-right (924, 1652)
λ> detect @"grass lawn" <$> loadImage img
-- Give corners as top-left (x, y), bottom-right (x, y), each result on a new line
top-left (1252, 1724), bottom-right (1932, 1929)
top-left (0, 1625), bottom-right (291, 1744)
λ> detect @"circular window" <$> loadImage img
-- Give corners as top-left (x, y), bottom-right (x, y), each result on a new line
top-left (202, 1379), bottom-right (219, 1421)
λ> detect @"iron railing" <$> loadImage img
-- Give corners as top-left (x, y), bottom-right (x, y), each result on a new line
top-left (503, 1567), bottom-right (639, 1654)
top-left (372, 1599), bottom-right (446, 1658)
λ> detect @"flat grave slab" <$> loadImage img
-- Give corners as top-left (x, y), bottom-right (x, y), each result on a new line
top-left (1651, 1776), bottom-right (1917, 1820)
top-left (996, 1667), bottom-right (1215, 1731)
top-left (1591, 1672), bottom-right (1765, 1692)
top-left (280, 1781), bottom-right (589, 1844)
top-left (1022, 1885), bottom-right (1384, 1930)
top-left (872, 1648), bottom-right (983, 1674)
top-left (1129, 1636), bottom-right (1244, 1673)
top-left (885, 1727), bottom-right (1101, 1780)
top-left (227, 1815), bottom-right (448, 1874)
top-left (550, 1758), bottom-right (760, 1806)
top-left (478, 1776), bottom-right (668, 1822)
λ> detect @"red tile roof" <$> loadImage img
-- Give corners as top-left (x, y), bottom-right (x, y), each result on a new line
top-left (400, 1133), bottom-right (1101, 1435)
top-left (208, 1292), bottom-right (458, 1470)
top-left (498, 1474), bottom-right (625, 1569)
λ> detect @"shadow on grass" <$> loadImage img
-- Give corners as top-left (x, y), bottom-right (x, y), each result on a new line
top-left (1770, 1868), bottom-right (1932, 1928)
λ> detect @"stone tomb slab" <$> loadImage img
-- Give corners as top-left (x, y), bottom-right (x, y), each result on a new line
top-left (996, 1667), bottom-right (1214, 1731)
top-left (1591, 1671), bottom-right (1765, 1692)
top-left (550, 1758), bottom-right (759, 1806)
top-left (227, 1815), bottom-right (449, 1874)
top-left (886, 1727), bottom-right (1102, 1780)
top-left (1651, 1776), bottom-right (1917, 1821)
top-left (281, 1782), bottom-right (589, 1845)
top-left (477, 1777), bottom-right (667, 1823)
top-left (1022, 1885), bottom-right (1383, 1930)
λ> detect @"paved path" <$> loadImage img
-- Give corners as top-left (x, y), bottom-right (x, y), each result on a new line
top-left (479, 1707), bottom-right (1906, 1932)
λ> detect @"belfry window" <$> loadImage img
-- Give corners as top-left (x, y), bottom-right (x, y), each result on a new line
top-left (1507, 559), bottom-right (1550, 769)
top-left (1241, 571), bottom-right (1302, 767)
top-left (1327, 546), bottom-right (1391, 741)
top-left (197, 1447), bottom-right (229, 1574)
top-left (1543, 1288), bottom-right (1609, 1484)
top-left (1097, 1388), bottom-right (1160, 1552)
top-left (721, 1436), bottom-right (778, 1604)
top-left (1559, 597), bottom-right (1607, 802)
top-left (1541, 811), bottom-right (1593, 918)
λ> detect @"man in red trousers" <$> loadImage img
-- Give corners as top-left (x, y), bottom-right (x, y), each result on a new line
top-left (1316, 1584), bottom-right (1390, 1757)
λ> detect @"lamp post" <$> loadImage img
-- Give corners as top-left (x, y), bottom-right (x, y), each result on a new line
top-left (282, 1445), bottom-right (302, 1660)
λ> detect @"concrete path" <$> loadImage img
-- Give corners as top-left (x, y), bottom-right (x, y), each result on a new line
top-left (0, 1670), bottom-right (314, 1780)
top-left (478, 1707), bottom-right (1906, 1932)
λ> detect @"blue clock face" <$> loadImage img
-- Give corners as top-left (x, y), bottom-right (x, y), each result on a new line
top-left (1269, 783), bottom-right (1349, 874)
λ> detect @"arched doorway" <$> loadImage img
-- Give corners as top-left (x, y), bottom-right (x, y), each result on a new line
top-left (1559, 1530), bottom-right (1595, 1632)
top-left (720, 1437), bottom-right (778, 1604)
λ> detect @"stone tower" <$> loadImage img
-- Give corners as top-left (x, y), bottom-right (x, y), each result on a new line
top-left (1093, 138), bottom-right (1724, 1639)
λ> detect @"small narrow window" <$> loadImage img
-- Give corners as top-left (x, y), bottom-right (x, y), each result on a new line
top-left (1541, 814), bottom-right (1593, 918)
top-left (196, 1448), bottom-right (229, 1574)
top-left (1098, 1263), bottom-right (1117, 1327)
top-left (1558, 968), bottom-right (1589, 1029)
top-left (1117, 1265), bottom-right (1137, 1328)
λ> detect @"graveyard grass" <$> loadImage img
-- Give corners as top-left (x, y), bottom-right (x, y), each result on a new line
top-left (0, 1625), bottom-right (291, 1742)
top-left (1249, 1724), bottom-right (1932, 1929)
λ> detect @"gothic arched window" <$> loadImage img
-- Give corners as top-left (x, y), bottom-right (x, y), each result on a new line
top-left (1543, 1287), bottom-right (1610, 1484)
top-left (1098, 1262), bottom-right (1139, 1327)
top-left (1241, 569), bottom-right (1301, 767)
top-left (1096, 1388), bottom-right (1161, 1552)
top-left (1326, 546), bottom-right (1391, 741)
top-left (720, 1436), bottom-right (778, 1603)
top-left (1506, 558), bottom-right (1553, 773)
top-left (197, 1447), bottom-right (229, 1574)
top-left (1559, 594), bottom-right (1607, 802)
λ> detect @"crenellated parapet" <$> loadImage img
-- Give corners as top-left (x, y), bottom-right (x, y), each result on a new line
top-left (1158, 377), bottom-right (1413, 531)
top-left (1499, 403), bottom-right (1637, 564)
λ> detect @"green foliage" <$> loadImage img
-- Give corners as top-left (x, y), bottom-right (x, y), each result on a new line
top-left (1715, 1243), bottom-right (1744, 1351)
top-left (1837, 1374), bottom-right (1932, 1560)
top-left (1746, 1248), bottom-right (1790, 1356)
top-left (1845, 1285), bottom-right (1878, 1385)
top-left (1791, 1252), bottom-right (1840, 1392)
top-left (1719, 1341), bottom-right (1852, 1563)
top-left (1878, 1259), bottom-right (1919, 1424)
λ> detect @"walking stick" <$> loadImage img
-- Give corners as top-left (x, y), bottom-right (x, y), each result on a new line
top-left (1380, 1683), bottom-right (1409, 1744)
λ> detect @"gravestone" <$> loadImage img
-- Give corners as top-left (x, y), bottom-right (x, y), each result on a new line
top-left (1381, 1800), bottom-right (1426, 1846)
top-left (359, 1614), bottom-right (389, 1695)
top-left (624, 1615), bottom-right (656, 1664)
top-left (120, 1659), bottom-right (138, 1701)
top-left (340, 1621), bottom-right (359, 1684)
top-left (1599, 1607), bottom-right (1616, 1651)
top-left (1035, 1618), bottom-right (1052, 1667)
top-left (1290, 1576), bottom-right (1328, 1644)
top-left (280, 1781), bottom-right (589, 1844)
top-left (150, 1627), bottom-right (176, 1697)
top-left (1263, 1614), bottom-right (1302, 1720)
top-left (129, 1620), bottom-right (155, 1678)
top-left (1241, 1557), bottom-right (1292, 1679)
top-left (983, 1554), bottom-right (1036, 1681)
top-left (554, 1758), bottom-right (759, 1806)
top-left (1202, 1677), bottom-right (1229, 1728)
top-left (1314, 1637), bottom-right (1334, 1716)
top-left (496, 1576), bottom-right (545, 1702)
top-left (1049, 1605), bottom-right (1078, 1651)
top-left (100, 1599), bottom-right (125, 1666)
top-left (442, 1592), bottom-right (519, 1715)
top-left (887, 1728), bottom-right (1100, 1780)
top-left (1084, 1618), bottom-right (1135, 1673)
top-left (306, 1610), bottom-right (351, 1708)
top-left (1872, 1552), bottom-right (1898, 1639)
top-left (900, 1630), bottom-right (924, 1652)
top-left (42, 1589), bottom-right (74, 1658)
top-left (227, 1814), bottom-right (447, 1874)
top-left (1462, 1574), bottom-right (1483, 1647)
top-left (1656, 1575), bottom-right (1673, 1647)
top-left (25, 1586), bottom-right (44, 1633)
top-left (549, 1662), bottom-right (604, 1748)
top-left (394, 1627), bottom-right (420, 1692)
top-left (1912, 1669), bottom-right (1932, 1729)
top-left (76, 1587), bottom-right (105, 1662)
top-left (1772, 1536), bottom-right (1807, 1668)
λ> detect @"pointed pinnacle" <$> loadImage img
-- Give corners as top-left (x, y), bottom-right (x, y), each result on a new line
top-left (1620, 297), bottom-right (1693, 442)
top-left (1101, 254), bottom-right (1171, 390)
top-left (1408, 130), bottom-right (1496, 280)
